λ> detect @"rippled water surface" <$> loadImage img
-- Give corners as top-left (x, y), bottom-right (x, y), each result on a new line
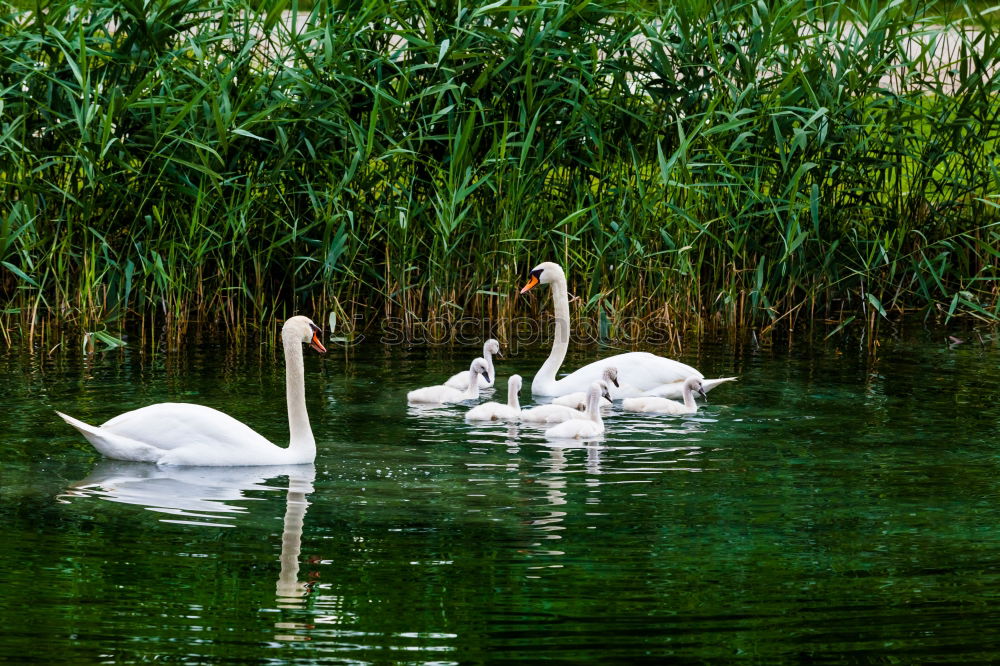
top-left (2, 333), bottom-right (999, 663)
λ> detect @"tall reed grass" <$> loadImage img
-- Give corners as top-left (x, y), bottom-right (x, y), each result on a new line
top-left (1, 0), bottom-right (997, 349)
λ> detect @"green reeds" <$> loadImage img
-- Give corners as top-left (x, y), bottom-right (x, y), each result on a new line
top-left (0, 0), bottom-right (997, 348)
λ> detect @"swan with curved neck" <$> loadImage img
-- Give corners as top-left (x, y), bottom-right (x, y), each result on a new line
top-left (465, 374), bottom-right (521, 421)
top-left (56, 316), bottom-right (327, 466)
top-left (622, 376), bottom-right (707, 414)
top-left (445, 339), bottom-right (500, 389)
top-left (551, 366), bottom-right (619, 409)
top-left (520, 261), bottom-right (736, 397)
top-left (407, 358), bottom-right (491, 404)
top-left (544, 382), bottom-right (608, 440)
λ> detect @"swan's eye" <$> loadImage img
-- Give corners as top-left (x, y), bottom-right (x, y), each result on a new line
top-left (530, 268), bottom-right (543, 279)
top-left (309, 323), bottom-right (321, 334)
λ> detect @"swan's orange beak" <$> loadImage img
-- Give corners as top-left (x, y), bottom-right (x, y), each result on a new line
top-left (519, 275), bottom-right (539, 294)
top-left (310, 331), bottom-right (327, 353)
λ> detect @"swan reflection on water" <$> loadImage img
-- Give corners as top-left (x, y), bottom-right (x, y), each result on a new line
top-left (60, 462), bottom-right (316, 634)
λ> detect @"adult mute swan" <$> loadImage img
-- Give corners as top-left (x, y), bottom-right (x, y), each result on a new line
top-left (623, 376), bottom-right (706, 415)
top-left (551, 366), bottom-right (619, 409)
top-left (445, 339), bottom-right (499, 389)
top-left (545, 382), bottom-right (607, 440)
top-left (56, 316), bottom-right (327, 466)
top-left (520, 261), bottom-right (736, 397)
top-left (465, 374), bottom-right (521, 422)
top-left (520, 381), bottom-right (613, 424)
top-left (407, 358), bottom-right (491, 404)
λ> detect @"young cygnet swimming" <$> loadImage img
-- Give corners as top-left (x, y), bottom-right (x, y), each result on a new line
top-left (408, 358), bottom-right (491, 404)
top-left (465, 375), bottom-right (521, 422)
top-left (445, 339), bottom-right (500, 389)
top-left (622, 376), bottom-right (706, 414)
top-left (551, 366), bottom-right (619, 409)
top-left (632, 375), bottom-right (736, 400)
top-left (520, 400), bottom-right (591, 424)
top-left (544, 382), bottom-right (610, 440)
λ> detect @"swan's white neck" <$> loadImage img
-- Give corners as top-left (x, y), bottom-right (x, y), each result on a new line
top-left (535, 277), bottom-right (570, 391)
top-left (483, 343), bottom-right (495, 378)
top-left (283, 331), bottom-right (315, 459)
top-left (276, 470), bottom-right (314, 605)
top-left (683, 384), bottom-right (697, 411)
top-left (463, 368), bottom-right (481, 400)
top-left (507, 382), bottom-right (520, 410)
top-left (586, 388), bottom-right (603, 425)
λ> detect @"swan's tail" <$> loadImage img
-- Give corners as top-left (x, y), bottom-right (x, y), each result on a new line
top-left (55, 411), bottom-right (162, 463)
top-left (56, 410), bottom-right (108, 442)
top-left (702, 376), bottom-right (738, 393)
top-left (642, 376), bottom-right (738, 399)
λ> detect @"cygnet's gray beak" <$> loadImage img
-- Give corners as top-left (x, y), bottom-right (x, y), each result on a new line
top-left (698, 386), bottom-right (708, 401)
top-left (601, 388), bottom-right (612, 402)
top-left (482, 371), bottom-right (492, 383)
top-left (610, 376), bottom-right (620, 388)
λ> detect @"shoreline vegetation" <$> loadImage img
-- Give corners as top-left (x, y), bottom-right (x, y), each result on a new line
top-left (1, 0), bottom-right (998, 351)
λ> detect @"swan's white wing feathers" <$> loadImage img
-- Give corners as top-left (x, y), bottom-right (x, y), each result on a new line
top-left (641, 376), bottom-right (737, 399)
top-left (444, 372), bottom-right (491, 389)
top-left (551, 392), bottom-right (586, 408)
top-left (101, 403), bottom-right (273, 452)
top-left (544, 419), bottom-right (604, 439)
top-left (57, 411), bottom-right (165, 463)
top-left (622, 397), bottom-right (693, 414)
top-left (465, 402), bottom-right (519, 421)
top-left (60, 404), bottom-right (286, 465)
top-left (542, 352), bottom-right (701, 396)
top-left (407, 385), bottom-right (468, 404)
top-left (519, 404), bottom-right (587, 423)
top-left (551, 392), bottom-right (611, 409)
top-left (444, 372), bottom-right (467, 389)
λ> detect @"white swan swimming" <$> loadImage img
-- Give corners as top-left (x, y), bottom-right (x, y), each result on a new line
top-left (56, 316), bottom-right (328, 466)
top-left (551, 366), bottom-right (619, 409)
top-left (545, 382), bottom-right (608, 440)
top-left (520, 261), bottom-right (736, 397)
top-left (407, 358), bottom-right (491, 404)
top-left (622, 376), bottom-right (707, 414)
top-left (465, 374), bottom-right (521, 422)
top-left (520, 381), bottom-right (613, 424)
top-left (445, 339), bottom-right (499, 389)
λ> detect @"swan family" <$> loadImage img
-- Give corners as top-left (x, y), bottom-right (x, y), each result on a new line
top-left (519, 262), bottom-right (736, 399)
top-left (58, 262), bottom-right (735, 462)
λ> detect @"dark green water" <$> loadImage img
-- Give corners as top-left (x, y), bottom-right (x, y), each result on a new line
top-left (2, 333), bottom-right (999, 663)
